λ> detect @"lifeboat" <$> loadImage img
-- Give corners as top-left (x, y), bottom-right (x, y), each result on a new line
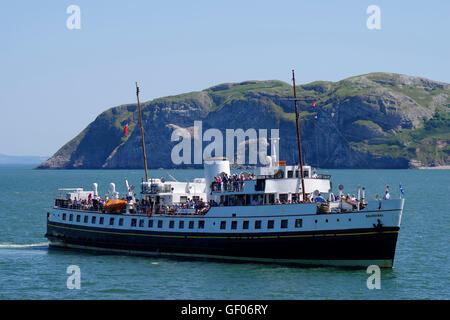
top-left (104, 200), bottom-right (127, 213)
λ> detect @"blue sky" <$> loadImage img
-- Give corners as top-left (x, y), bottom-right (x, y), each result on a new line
top-left (1, 0), bottom-right (449, 156)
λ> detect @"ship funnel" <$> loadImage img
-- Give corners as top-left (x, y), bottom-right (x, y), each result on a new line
top-left (204, 157), bottom-right (230, 200)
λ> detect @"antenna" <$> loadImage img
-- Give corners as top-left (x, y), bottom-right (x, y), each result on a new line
top-left (136, 82), bottom-right (149, 182)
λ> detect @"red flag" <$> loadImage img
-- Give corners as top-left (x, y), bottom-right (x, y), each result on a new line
top-left (124, 123), bottom-right (128, 137)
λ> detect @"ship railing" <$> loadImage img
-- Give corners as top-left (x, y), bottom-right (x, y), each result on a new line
top-left (157, 205), bottom-right (210, 216)
top-left (142, 184), bottom-right (173, 194)
top-left (54, 198), bottom-right (104, 212)
top-left (211, 181), bottom-right (244, 193)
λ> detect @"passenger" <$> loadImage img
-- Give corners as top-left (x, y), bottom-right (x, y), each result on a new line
top-left (312, 170), bottom-right (318, 178)
top-left (314, 193), bottom-right (326, 203)
top-left (383, 190), bottom-right (391, 200)
top-left (222, 174), bottom-right (228, 191)
top-left (217, 176), bottom-right (222, 191)
top-left (329, 192), bottom-right (336, 202)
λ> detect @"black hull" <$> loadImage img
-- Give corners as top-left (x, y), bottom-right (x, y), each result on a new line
top-left (46, 221), bottom-right (399, 268)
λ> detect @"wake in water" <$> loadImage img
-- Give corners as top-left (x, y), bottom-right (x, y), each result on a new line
top-left (0, 242), bottom-right (48, 249)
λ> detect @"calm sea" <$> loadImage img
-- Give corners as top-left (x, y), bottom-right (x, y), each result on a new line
top-left (0, 167), bottom-right (448, 300)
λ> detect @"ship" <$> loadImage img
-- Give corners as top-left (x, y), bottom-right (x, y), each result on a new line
top-left (45, 73), bottom-right (404, 268)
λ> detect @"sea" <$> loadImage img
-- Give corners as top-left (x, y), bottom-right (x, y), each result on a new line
top-left (0, 167), bottom-right (448, 300)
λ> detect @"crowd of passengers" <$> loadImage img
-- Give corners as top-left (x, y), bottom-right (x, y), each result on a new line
top-left (212, 172), bottom-right (256, 192)
top-left (161, 198), bottom-right (209, 215)
top-left (58, 186), bottom-right (391, 215)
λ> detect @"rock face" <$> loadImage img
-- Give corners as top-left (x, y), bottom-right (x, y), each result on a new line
top-left (37, 73), bottom-right (450, 169)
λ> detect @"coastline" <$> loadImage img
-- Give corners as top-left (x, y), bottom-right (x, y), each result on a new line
top-left (417, 165), bottom-right (450, 170)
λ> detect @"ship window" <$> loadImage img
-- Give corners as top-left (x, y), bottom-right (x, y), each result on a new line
top-left (267, 220), bottom-right (274, 229)
top-left (131, 218), bottom-right (136, 227)
top-left (295, 219), bottom-right (303, 228)
top-left (92, 216), bottom-right (96, 224)
top-left (255, 220), bottom-right (262, 229)
top-left (69, 214), bottom-right (73, 221)
top-left (287, 170), bottom-right (293, 178)
top-left (243, 221), bottom-right (249, 229)
top-left (255, 179), bottom-right (265, 191)
top-left (158, 220), bottom-right (163, 228)
top-left (303, 170), bottom-right (309, 178)
top-left (231, 221), bottom-right (237, 230)
top-left (109, 218), bottom-right (114, 225)
top-left (189, 221), bottom-right (194, 229)
top-left (139, 219), bottom-right (144, 227)
top-left (295, 170), bottom-right (299, 178)
top-left (281, 219), bottom-right (288, 228)
top-left (180, 196), bottom-right (187, 203)
top-left (99, 217), bottom-right (104, 225)
top-left (148, 220), bottom-right (153, 228)
top-left (198, 221), bottom-right (205, 229)
top-left (84, 216), bottom-right (88, 223)
top-left (279, 194), bottom-right (288, 203)
top-left (62, 213), bottom-right (66, 220)
top-left (220, 221), bottom-right (226, 230)
top-left (119, 218), bottom-right (123, 226)
top-left (76, 215), bottom-right (80, 222)
top-left (179, 221), bottom-right (184, 229)
top-left (169, 220), bottom-right (175, 228)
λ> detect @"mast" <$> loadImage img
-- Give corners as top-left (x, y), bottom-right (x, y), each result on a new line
top-left (135, 82), bottom-right (149, 182)
top-left (291, 70), bottom-right (307, 202)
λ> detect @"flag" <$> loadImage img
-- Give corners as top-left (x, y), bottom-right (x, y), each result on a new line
top-left (124, 123), bottom-right (128, 137)
top-left (399, 184), bottom-right (404, 197)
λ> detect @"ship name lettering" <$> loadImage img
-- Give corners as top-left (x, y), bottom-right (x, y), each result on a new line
top-left (366, 214), bottom-right (383, 218)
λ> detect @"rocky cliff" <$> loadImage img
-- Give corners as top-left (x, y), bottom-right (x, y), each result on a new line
top-left (37, 72), bottom-right (450, 169)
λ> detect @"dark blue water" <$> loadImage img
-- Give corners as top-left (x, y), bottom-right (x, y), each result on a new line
top-left (0, 168), bottom-right (448, 299)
